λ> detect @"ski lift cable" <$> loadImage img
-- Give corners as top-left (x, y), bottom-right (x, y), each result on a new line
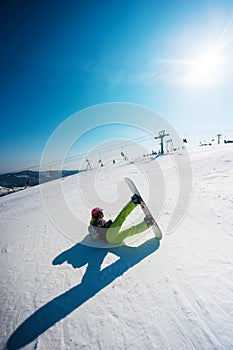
top-left (2, 135), bottom-right (155, 175)
top-left (63, 135), bottom-right (154, 164)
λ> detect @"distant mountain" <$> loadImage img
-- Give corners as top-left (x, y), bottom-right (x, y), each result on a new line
top-left (0, 186), bottom-right (23, 197)
top-left (0, 170), bottom-right (80, 196)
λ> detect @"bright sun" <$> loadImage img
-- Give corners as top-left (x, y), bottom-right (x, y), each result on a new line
top-left (164, 46), bottom-right (226, 87)
top-left (195, 51), bottom-right (220, 74)
top-left (192, 49), bottom-right (221, 82)
top-left (184, 48), bottom-right (225, 86)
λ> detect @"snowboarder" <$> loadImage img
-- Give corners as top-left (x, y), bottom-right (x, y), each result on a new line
top-left (88, 194), bottom-right (154, 245)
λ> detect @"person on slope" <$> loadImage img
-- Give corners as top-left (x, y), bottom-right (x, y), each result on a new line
top-left (88, 194), bottom-right (154, 245)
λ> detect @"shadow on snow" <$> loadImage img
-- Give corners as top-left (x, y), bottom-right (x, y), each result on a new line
top-left (7, 238), bottom-right (160, 349)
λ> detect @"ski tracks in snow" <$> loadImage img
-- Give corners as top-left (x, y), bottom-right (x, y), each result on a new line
top-left (163, 260), bottom-right (224, 350)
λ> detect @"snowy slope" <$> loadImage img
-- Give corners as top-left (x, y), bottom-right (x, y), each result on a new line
top-left (0, 145), bottom-right (233, 350)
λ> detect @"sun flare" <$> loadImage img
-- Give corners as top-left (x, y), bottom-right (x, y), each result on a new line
top-left (170, 47), bottom-right (227, 87)
top-left (161, 45), bottom-right (227, 87)
top-left (190, 49), bottom-right (222, 84)
top-left (195, 50), bottom-right (220, 74)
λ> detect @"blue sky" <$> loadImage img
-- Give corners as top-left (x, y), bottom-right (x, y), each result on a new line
top-left (1, 0), bottom-right (233, 172)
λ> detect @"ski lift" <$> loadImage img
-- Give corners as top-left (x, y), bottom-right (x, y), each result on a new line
top-left (121, 147), bottom-right (128, 160)
top-left (86, 158), bottom-right (92, 170)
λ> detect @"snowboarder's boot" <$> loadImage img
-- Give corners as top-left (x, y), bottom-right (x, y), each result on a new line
top-left (144, 215), bottom-right (155, 227)
top-left (131, 194), bottom-right (142, 205)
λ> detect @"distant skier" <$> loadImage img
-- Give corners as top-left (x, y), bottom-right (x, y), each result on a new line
top-left (24, 178), bottom-right (30, 189)
top-left (88, 195), bottom-right (154, 245)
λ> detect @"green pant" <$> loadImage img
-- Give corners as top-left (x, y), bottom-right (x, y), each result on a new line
top-left (106, 201), bottom-right (148, 244)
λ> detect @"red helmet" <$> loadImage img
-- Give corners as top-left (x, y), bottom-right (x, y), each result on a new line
top-left (91, 207), bottom-right (104, 218)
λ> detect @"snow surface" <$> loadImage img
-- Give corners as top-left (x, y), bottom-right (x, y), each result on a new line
top-left (0, 144), bottom-right (233, 350)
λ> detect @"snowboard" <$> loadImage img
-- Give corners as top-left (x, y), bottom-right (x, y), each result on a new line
top-left (124, 177), bottom-right (162, 240)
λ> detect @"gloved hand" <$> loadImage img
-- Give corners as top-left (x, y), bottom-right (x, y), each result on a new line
top-left (105, 220), bottom-right (112, 228)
